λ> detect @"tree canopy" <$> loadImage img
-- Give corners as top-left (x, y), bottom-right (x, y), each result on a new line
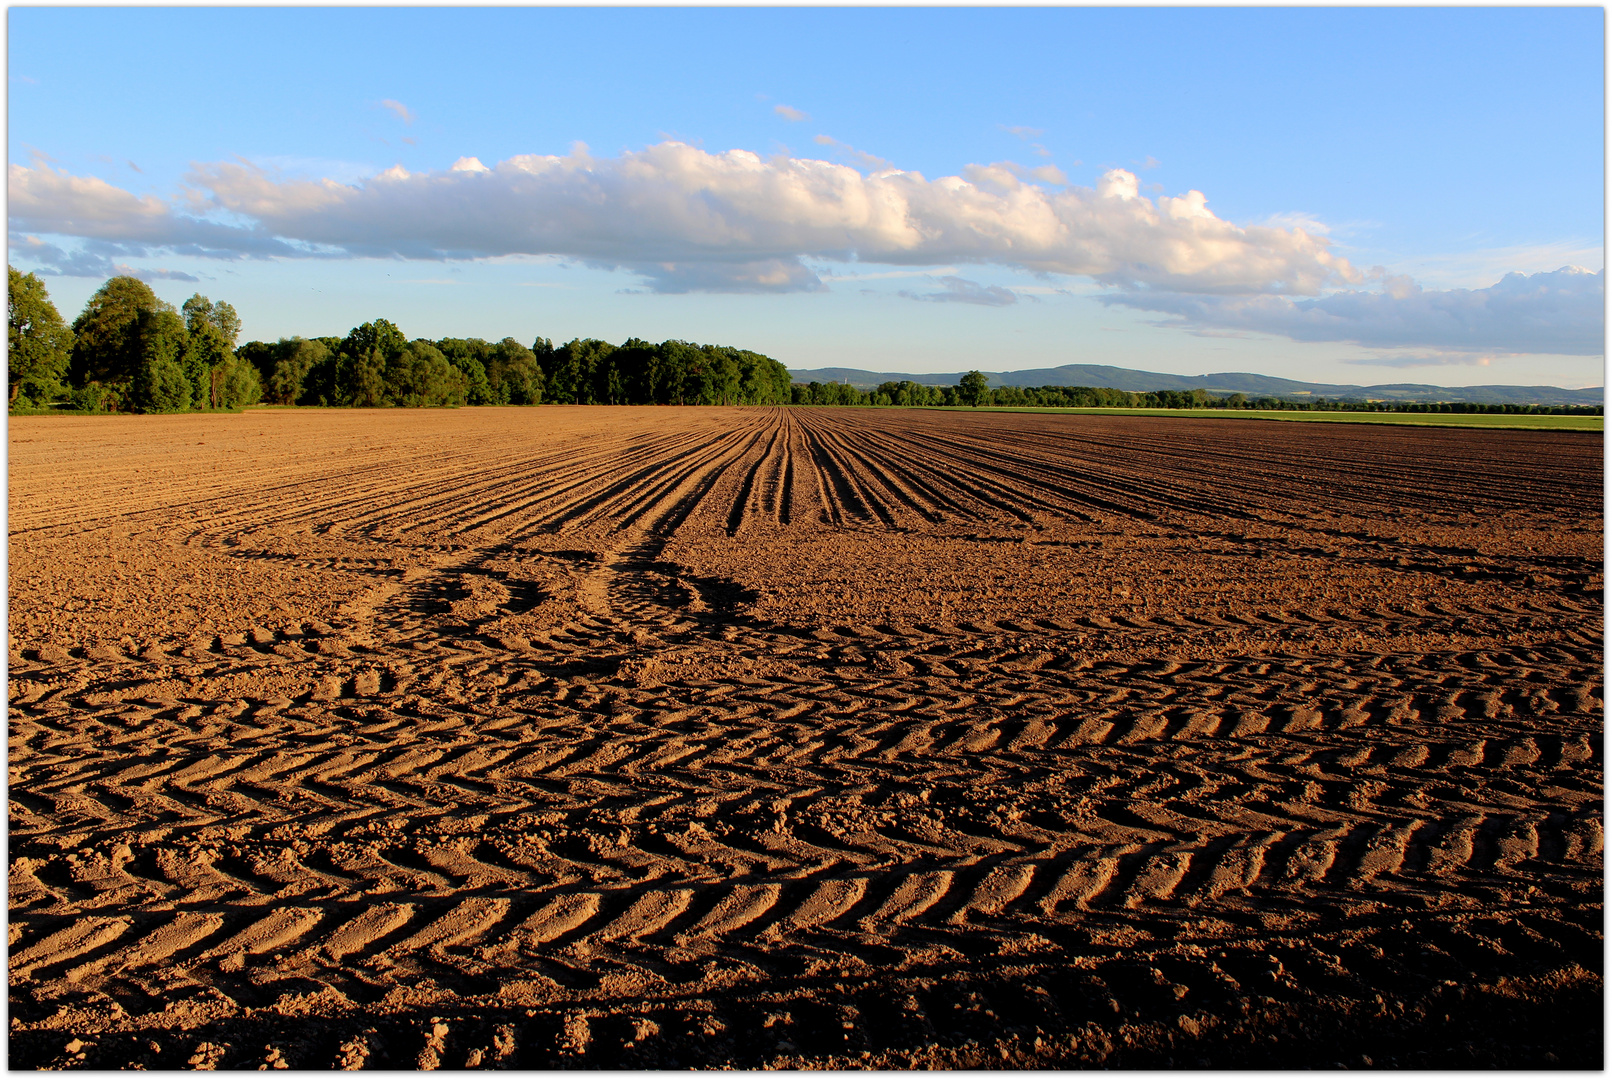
top-left (8, 266), bottom-right (73, 408)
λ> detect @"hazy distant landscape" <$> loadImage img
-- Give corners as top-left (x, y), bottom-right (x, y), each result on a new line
top-left (788, 363), bottom-right (1606, 407)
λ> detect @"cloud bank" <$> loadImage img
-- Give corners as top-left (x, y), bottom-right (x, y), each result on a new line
top-left (1104, 265), bottom-right (1606, 356)
top-left (9, 142), bottom-right (1356, 297)
top-left (8, 142), bottom-right (1601, 354)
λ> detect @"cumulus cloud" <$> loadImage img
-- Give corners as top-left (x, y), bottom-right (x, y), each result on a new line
top-left (10, 143), bottom-right (1360, 298)
top-left (380, 99), bottom-right (415, 124)
top-left (774, 104), bottom-right (809, 122)
top-left (12, 142), bottom-right (1593, 356)
top-left (900, 276), bottom-right (1018, 306)
top-left (1104, 266), bottom-right (1606, 355)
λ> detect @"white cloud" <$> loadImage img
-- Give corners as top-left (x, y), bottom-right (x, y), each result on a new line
top-left (1030, 164), bottom-right (1067, 185)
top-left (774, 104), bottom-right (809, 122)
top-left (1001, 125), bottom-right (1044, 140)
top-left (379, 99), bottom-right (415, 125)
top-left (7, 160), bottom-right (298, 259)
top-left (10, 143), bottom-right (1362, 299)
top-left (900, 276), bottom-right (1018, 307)
top-left (1104, 266), bottom-right (1606, 356)
top-left (450, 157), bottom-right (490, 173)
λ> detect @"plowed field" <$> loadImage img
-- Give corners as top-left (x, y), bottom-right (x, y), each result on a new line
top-left (9, 406), bottom-right (1603, 1069)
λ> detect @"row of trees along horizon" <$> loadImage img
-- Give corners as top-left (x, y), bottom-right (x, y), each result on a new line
top-left (9, 270), bottom-right (1601, 416)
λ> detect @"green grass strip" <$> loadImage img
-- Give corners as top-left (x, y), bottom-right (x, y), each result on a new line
top-left (941, 406), bottom-right (1603, 431)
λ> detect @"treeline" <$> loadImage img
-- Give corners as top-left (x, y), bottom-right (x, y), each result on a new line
top-left (241, 329), bottom-right (793, 408)
top-left (806, 376), bottom-right (1603, 415)
top-left (9, 269), bottom-right (259, 413)
top-left (8, 270), bottom-right (792, 413)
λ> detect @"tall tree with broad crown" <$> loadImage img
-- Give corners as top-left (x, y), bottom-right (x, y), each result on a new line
top-left (70, 276), bottom-right (170, 390)
top-left (8, 266), bottom-right (73, 408)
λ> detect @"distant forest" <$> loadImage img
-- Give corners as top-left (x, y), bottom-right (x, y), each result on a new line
top-left (8, 271), bottom-right (1601, 416)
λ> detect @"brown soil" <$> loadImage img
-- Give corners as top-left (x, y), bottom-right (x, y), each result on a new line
top-left (9, 406), bottom-right (1602, 1069)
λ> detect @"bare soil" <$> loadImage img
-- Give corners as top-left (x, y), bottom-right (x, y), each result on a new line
top-left (8, 406), bottom-right (1602, 1069)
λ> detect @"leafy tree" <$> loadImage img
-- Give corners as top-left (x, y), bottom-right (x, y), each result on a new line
top-left (131, 308), bottom-right (191, 412)
top-left (135, 356), bottom-right (193, 412)
top-left (710, 348), bottom-right (742, 405)
top-left (436, 338), bottom-right (497, 404)
top-left (70, 276), bottom-right (170, 390)
top-left (489, 337), bottom-right (544, 404)
top-left (388, 340), bottom-right (467, 407)
top-left (240, 337), bottom-right (328, 405)
top-left (958, 370), bottom-right (990, 407)
top-left (217, 354), bottom-right (262, 408)
top-left (272, 338), bottom-right (327, 405)
top-left (69, 382), bottom-right (120, 413)
top-left (183, 322), bottom-right (229, 408)
top-left (182, 294), bottom-right (242, 347)
top-left (297, 337), bottom-right (344, 405)
top-left (337, 319), bottom-right (406, 407)
top-left (8, 266), bottom-right (73, 408)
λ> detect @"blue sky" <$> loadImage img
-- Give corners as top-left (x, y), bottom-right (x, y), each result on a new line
top-left (9, 7), bottom-right (1605, 387)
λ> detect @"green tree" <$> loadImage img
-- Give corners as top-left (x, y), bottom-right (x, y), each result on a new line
top-left (489, 337), bottom-right (544, 404)
top-left (297, 337), bottom-right (344, 405)
top-left (337, 319), bottom-right (406, 407)
top-left (183, 322), bottom-right (229, 408)
top-left (958, 370), bottom-right (989, 407)
top-left (131, 308), bottom-right (191, 412)
top-left (217, 354), bottom-right (262, 408)
top-left (242, 337), bottom-right (328, 405)
top-left (70, 276), bottom-right (170, 390)
top-left (8, 266), bottom-right (73, 408)
top-left (436, 338), bottom-right (496, 404)
top-left (388, 340), bottom-right (468, 407)
top-left (710, 348), bottom-right (742, 405)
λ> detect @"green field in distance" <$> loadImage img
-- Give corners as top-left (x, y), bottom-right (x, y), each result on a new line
top-left (947, 406), bottom-right (1603, 431)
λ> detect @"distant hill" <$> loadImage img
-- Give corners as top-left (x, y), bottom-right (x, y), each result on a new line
top-left (786, 363), bottom-right (1605, 407)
